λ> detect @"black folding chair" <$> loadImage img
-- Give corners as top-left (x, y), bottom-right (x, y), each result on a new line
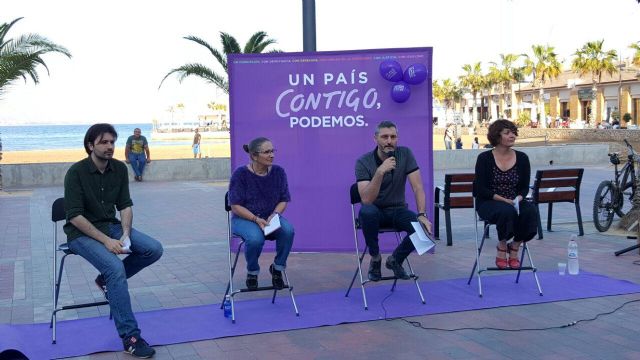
top-left (467, 198), bottom-right (543, 298)
top-left (221, 192), bottom-right (299, 323)
top-left (50, 197), bottom-right (110, 344)
top-left (345, 183), bottom-right (426, 310)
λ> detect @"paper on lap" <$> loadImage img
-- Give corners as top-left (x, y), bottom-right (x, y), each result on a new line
top-left (409, 222), bottom-right (435, 255)
top-left (264, 213), bottom-right (281, 236)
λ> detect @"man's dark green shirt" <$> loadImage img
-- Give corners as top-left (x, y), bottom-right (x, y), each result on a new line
top-left (63, 157), bottom-right (133, 241)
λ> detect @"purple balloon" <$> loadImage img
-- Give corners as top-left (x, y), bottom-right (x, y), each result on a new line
top-left (403, 63), bottom-right (428, 85)
top-left (379, 60), bottom-right (403, 82)
top-left (391, 82), bottom-right (411, 103)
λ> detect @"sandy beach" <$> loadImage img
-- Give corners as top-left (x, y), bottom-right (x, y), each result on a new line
top-left (1, 143), bottom-right (232, 164)
top-left (0, 134), bottom-right (540, 164)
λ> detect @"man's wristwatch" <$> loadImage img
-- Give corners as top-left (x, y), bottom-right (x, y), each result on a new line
top-left (417, 212), bottom-right (427, 219)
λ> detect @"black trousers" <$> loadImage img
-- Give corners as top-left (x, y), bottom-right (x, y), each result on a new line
top-left (477, 200), bottom-right (537, 242)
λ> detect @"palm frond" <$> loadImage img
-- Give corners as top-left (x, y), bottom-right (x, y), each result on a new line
top-left (158, 63), bottom-right (229, 93)
top-left (220, 32), bottom-right (241, 55)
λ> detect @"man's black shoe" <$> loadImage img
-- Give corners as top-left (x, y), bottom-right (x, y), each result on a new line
top-left (269, 264), bottom-right (285, 290)
top-left (246, 274), bottom-right (258, 290)
top-left (95, 274), bottom-right (108, 299)
top-left (368, 256), bottom-right (382, 281)
top-left (385, 256), bottom-right (410, 280)
top-left (123, 335), bottom-right (155, 358)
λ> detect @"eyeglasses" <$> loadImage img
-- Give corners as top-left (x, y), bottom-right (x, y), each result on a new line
top-left (257, 149), bottom-right (277, 155)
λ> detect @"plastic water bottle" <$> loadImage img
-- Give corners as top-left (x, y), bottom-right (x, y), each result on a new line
top-left (568, 234), bottom-right (579, 275)
top-left (223, 295), bottom-right (232, 318)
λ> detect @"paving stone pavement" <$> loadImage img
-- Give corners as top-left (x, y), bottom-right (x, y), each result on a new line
top-left (2, 164), bottom-right (640, 359)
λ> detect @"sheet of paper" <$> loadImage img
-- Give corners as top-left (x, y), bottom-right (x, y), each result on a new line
top-left (513, 197), bottom-right (520, 215)
top-left (121, 236), bottom-right (132, 254)
top-left (264, 213), bottom-right (282, 236)
top-left (409, 222), bottom-right (436, 255)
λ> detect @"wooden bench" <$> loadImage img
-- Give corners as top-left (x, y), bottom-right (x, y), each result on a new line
top-left (529, 168), bottom-right (584, 239)
top-left (434, 173), bottom-right (475, 246)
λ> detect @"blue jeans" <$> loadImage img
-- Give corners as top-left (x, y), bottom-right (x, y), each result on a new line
top-left (231, 216), bottom-right (294, 275)
top-left (67, 224), bottom-right (163, 339)
top-left (359, 204), bottom-right (417, 263)
top-left (128, 153), bottom-right (146, 177)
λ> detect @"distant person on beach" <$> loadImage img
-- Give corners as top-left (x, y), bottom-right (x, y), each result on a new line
top-left (228, 137), bottom-right (294, 290)
top-left (444, 123), bottom-right (454, 150)
top-left (64, 123), bottom-right (163, 358)
top-left (125, 128), bottom-right (150, 181)
top-left (472, 136), bottom-right (480, 149)
top-left (355, 120), bottom-right (432, 282)
top-left (192, 128), bottom-right (202, 159)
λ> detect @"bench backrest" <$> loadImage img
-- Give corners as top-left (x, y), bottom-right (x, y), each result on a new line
top-left (531, 168), bottom-right (584, 204)
top-left (443, 173), bottom-right (475, 209)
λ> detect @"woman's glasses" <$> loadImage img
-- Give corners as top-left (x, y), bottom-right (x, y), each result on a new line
top-left (258, 149), bottom-right (277, 155)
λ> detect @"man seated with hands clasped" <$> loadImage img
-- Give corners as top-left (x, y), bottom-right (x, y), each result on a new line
top-left (355, 120), bottom-right (433, 282)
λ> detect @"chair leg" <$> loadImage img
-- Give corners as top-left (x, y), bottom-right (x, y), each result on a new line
top-left (283, 270), bottom-right (300, 316)
top-left (433, 205), bottom-right (440, 240)
top-left (535, 204), bottom-right (543, 239)
top-left (575, 201), bottom-right (584, 236)
top-left (403, 257), bottom-right (426, 304)
top-left (221, 241), bottom-right (243, 309)
top-left (346, 248), bottom-right (367, 298)
top-left (547, 203), bottom-right (553, 231)
top-left (468, 222), bottom-right (489, 298)
top-left (523, 244), bottom-right (543, 296)
top-left (445, 209), bottom-right (453, 246)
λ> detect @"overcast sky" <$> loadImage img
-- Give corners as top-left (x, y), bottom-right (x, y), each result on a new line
top-left (1, 0), bottom-right (639, 125)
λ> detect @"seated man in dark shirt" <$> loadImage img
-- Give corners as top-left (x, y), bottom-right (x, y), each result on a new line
top-left (64, 123), bottom-right (163, 358)
top-left (355, 120), bottom-right (433, 281)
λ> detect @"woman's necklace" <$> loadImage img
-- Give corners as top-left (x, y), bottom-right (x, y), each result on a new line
top-left (250, 162), bottom-right (268, 176)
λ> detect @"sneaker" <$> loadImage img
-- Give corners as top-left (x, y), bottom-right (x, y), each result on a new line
top-left (368, 255), bottom-right (382, 281)
top-left (246, 274), bottom-right (258, 290)
top-left (269, 264), bottom-right (285, 290)
top-left (385, 255), bottom-right (410, 280)
top-left (123, 335), bottom-right (155, 358)
top-left (95, 274), bottom-right (107, 299)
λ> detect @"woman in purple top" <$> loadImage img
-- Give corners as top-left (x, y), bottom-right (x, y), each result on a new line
top-left (228, 137), bottom-right (294, 290)
top-left (473, 120), bottom-right (537, 270)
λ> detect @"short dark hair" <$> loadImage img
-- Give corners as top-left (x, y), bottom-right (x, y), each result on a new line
top-left (84, 123), bottom-right (118, 155)
top-left (375, 120), bottom-right (397, 136)
top-left (487, 119), bottom-right (518, 147)
top-left (242, 137), bottom-right (270, 155)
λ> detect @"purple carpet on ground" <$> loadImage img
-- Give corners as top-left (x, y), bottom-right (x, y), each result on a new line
top-left (2, 271), bottom-right (640, 359)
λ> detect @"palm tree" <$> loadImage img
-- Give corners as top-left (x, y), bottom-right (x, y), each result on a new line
top-left (459, 62), bottom-right (484, 125)
top-left (0, 17), bottom-right (71, 96)
top-left (524, 45), bottom-right (562, 128)
top-left (159, 31), bottom-right (278, 94)
top-left (571, 40), bottom-right (617, 123)
top-left (630, 42), bottom-right (640, 67)
top-left (433, 79), bottom-right (462, 123)
top-left (0, 17), bottom-right (70, 191)
top-left (489, 53), bottom-right (525, 118)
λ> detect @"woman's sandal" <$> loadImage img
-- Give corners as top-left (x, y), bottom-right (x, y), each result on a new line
top-left (508, 243), bottom-right (521, 269)
top-left (495, 245), bottom-right (508, 269)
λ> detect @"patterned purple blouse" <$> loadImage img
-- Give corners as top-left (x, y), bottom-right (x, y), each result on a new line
top-left (490, 164), bottom-right (519, 200)
top-left (228, 165), bottom-right (291, 219)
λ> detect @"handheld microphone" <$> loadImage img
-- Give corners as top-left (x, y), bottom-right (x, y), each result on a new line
top-left (385, 150), bottom-right (395, 176)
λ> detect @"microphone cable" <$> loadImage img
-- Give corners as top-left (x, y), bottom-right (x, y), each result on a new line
top-left (380, 290), bottom-right (640, 332)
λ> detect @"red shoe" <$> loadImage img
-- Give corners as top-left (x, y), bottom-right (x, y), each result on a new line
top-left (508, 243), bottom-right (521, 269)
top-left (495, 245), bottom-right (508, 269)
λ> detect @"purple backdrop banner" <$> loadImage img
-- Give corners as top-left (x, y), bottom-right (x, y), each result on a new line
top-left (228, 48), bottom-right (433, 252)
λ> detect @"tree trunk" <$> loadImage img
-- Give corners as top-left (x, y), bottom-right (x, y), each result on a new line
top-left (539, 87), bottom-right (547, 128)
top-left (590, 84), bottom-right (598, 124)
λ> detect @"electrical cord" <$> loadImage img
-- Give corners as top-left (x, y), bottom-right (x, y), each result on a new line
top-left (380, 290), bottom-right (640, 332)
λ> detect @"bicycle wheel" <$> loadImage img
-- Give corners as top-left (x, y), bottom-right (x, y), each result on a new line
top-left (614, 180), bottom-right (635, 218)
top-left (593, 180), bottom-right (615, 232)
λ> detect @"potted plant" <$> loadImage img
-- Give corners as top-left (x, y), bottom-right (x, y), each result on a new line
top-left (623, 113), bottom-right (633, 127)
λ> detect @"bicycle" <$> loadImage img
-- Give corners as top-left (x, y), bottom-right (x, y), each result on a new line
top-left (593, 139), bottom-right (638, 232)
